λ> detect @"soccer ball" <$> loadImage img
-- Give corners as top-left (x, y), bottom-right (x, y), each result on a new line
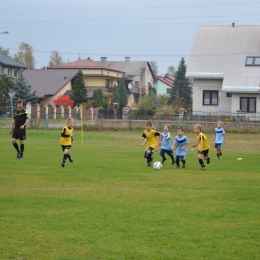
top-left (153, 161), bottom-right (162, 170)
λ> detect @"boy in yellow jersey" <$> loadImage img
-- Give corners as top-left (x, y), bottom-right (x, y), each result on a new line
top-left (192, 124), bottom-right (210, 170)
top-left (141, 120), bottom-right (160, 166)
top-left (60, 118), bottom-right (75, 167)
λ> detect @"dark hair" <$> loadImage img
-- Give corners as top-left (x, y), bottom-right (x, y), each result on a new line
top-left (16, 99), bottom-right (23, 104)
top-left (177, 126), bottom-right (184, 131)
top-left (145, 120), bottom-right (152, 126)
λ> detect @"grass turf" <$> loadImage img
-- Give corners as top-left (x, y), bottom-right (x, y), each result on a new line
top-left (0, 129), bottom-right (259, 259)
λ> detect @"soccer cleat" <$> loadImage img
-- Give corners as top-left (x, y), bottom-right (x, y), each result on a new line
top-left (199, 167), bottom-right (206, 171)
top-left (61, 162), bottom-right (65, 167)
top-left (207, 157), bottom-right (211, 164)
top-left (161, 158), bottom-right (166, 164)
top-left (68, 155), bottom-right (73, 163)
top-left (182, 164), bottom-right (186, 168)
top-left (147, 163), bottom-right (151, 167)
top-left (16, 153), bottom-right (22, 159)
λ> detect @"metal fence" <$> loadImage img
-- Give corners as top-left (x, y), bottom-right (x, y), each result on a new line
top-left (2, 107), bottom-right (260, 133)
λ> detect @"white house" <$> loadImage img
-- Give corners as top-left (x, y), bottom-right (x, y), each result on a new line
top-left (186, 24), bottom-right (260, 118)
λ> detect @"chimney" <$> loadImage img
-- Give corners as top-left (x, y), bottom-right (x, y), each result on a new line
top-left (101, 57), bottom-right (107, 61)
top-left (125, 57), bottom-right (130, 61)
top-left (232, 23), bottom-right (235, 27)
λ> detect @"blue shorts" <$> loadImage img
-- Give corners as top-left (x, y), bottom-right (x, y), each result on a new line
top-left (160, 148), bottom-right (173, 157)
top-left (215, 143), bottom-right (223, 149)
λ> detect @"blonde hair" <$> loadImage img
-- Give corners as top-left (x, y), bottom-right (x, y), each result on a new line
top-left (145, 120), bottom-right (152, 126)
top-left (194, 124), bottom-right (202, 131)
top-left (67, 118), bottom-right (75, 123)
top-left (217, 121), bottom-right (223, 126)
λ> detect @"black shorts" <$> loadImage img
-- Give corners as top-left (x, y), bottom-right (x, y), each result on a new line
top-left (12, 128), bottom-right (26, 140)
top-left (61, 145), bottom-right (71, 151)
top-left (198, 149), bottom-right (209, 156)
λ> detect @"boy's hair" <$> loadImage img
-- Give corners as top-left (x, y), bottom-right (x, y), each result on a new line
top-left (194, 124), bottom-right (202, 131)
top-left (145, 120), bottom-right (152, 126)
top-left (217, 121), bottom-right (223, 125)
top-left (177, 126), bottom-right (184, 131)
top-left (67, 118), bottom-right (74, 123)
top-left (164, 124), bottom-right (170, 130)
top-left (16, 99), bottom-right (23, 104)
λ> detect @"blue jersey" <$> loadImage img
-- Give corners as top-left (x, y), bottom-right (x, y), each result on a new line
top-left (214, 128), bottom-right (225, 143)
top-left (173, 135), bottom-right (189, 156)
top-left (160, 132), bottom-right (172, 150)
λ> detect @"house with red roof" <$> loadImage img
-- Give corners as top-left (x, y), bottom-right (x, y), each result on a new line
top-left (153, 74), bottom-right (174, 95)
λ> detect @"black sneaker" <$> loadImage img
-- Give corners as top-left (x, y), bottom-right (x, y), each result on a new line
top-left (16, 153), bottom-right (22, 159)
top-left (61, 162), bottom-right (65, 167)
top-left (68, 155), bottom-right (73, 163)
top-left (207, 157), bottom-right (210, 164)
top-left (161, 158), bottom-right (166, 164)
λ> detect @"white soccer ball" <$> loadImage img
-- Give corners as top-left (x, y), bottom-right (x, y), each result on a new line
top-left (153, 161), bottom-right (162, 170)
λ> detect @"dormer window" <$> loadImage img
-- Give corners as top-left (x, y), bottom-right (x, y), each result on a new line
top-left (245, 56), bottom-right (260, 66)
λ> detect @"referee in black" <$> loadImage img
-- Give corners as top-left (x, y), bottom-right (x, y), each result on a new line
top-left (9, 99), bottom-right (30, 159)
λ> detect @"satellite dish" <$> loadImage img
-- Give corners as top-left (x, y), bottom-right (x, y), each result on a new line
top-left (113, 81), bottom-right (118, 87)
top-left (128, 83), bottom-right (132, 89)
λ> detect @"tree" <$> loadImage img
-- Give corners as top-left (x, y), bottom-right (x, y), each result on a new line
top-left (111, 83), bottom-right (119, 104)
top-left (13, 42), bottom-right (35, 69)
top-left (146, 84), bottom-right (158, 104)
top-left (0, 46), bottom-right (12, 58)
top-left (48, 50), bottom-right (64, 67)
top-left (138, 98), bottom-right (157, 119)
top-left (13, 73), bottom-right (38, 105)
top-left (150, 60), bottom-right (158, 77)
top-left (118, 77), bottom-right (128, 108)
top-left (168, 57), bottom-right (192, 110)
top-left (52, 95), bottom-right (74, 107)
top-left (0, 75), bottom-right (14, 112)
top-left (167, 66), bottom-right (176, 76)
top-left (102, 94), bottom-right (109, 109)
top-left (70, 70), bottom-right (88, 107)
top-left (92, 89), bottom-right (103, 108)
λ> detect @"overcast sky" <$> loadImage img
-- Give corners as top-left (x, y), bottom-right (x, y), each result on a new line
top-left (1, 0), bottom-right (260, 75)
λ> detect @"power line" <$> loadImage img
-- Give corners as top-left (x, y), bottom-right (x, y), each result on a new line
top-left (1, 14), bottom-right (260, 24)
top-left (0, 1), bottom-right (260, 14)
top-left (3, 19), bottom-right (260, 29)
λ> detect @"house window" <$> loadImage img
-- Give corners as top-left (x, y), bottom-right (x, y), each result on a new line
top-left (245, 56), bottom-right (260, 66)
top-left (203, 90), bottom-right (218, 105)
top-left (135, 81), bottom-right (139, 90)
top-left (240, 97), bottom-right (256, 113)
top-left (3, 68), bottom-right (10, 76)
top-left (166, 88), bottom-right (172, 94)
top-left (14, 69), bottom-right (18, 78)
top-left (105, 79), bottom-right (109, 87)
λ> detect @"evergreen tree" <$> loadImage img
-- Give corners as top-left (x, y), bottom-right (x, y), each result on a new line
top-left (111, 83), bottom-right (119, 104)
top-left (92, 89), bottom-right (103, 108)
top-left (13, 73), bottom-right (38, 105)
top-left (0, 74), bottom-right (14, 112)
top-left (102, 94), bottom-right (109, 109)
top-left (118, 77), bottom-right (128, 108)
top-left (70, 70), bottom-right (88, 107)
top-left (147, 85), bottom-right (158, 104)
top-left (168, 57), bottom-right (192, 110)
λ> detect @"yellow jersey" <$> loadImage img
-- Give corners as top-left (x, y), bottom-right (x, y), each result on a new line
top-left (142, 129), bottom-right (160, 149)
top-left (60, 126), bottom-right (73, 146)
top-left (196, 132), bottom-right (210, 151)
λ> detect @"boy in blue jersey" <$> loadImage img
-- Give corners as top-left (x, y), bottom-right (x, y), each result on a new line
top-left (173, 126), bottom-right (189, 168)
top-left (214, 121), bottom-right (226, 159)
top-left (159, 124), bottom-right (175, 165)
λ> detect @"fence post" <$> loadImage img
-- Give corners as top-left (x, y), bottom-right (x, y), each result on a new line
top-left (45, 113), bottom-right (48, 129)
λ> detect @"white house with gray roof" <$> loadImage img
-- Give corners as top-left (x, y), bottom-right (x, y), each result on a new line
top-left (98, 57), bottom-right (155, 106)
top-left (0, 50), bottom-right (26, 83)
top-left (186, 24), bottom-right (260, 118)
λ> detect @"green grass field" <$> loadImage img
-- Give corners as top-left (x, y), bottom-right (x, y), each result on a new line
top-left (0, 129), bottom-right (259, 260)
